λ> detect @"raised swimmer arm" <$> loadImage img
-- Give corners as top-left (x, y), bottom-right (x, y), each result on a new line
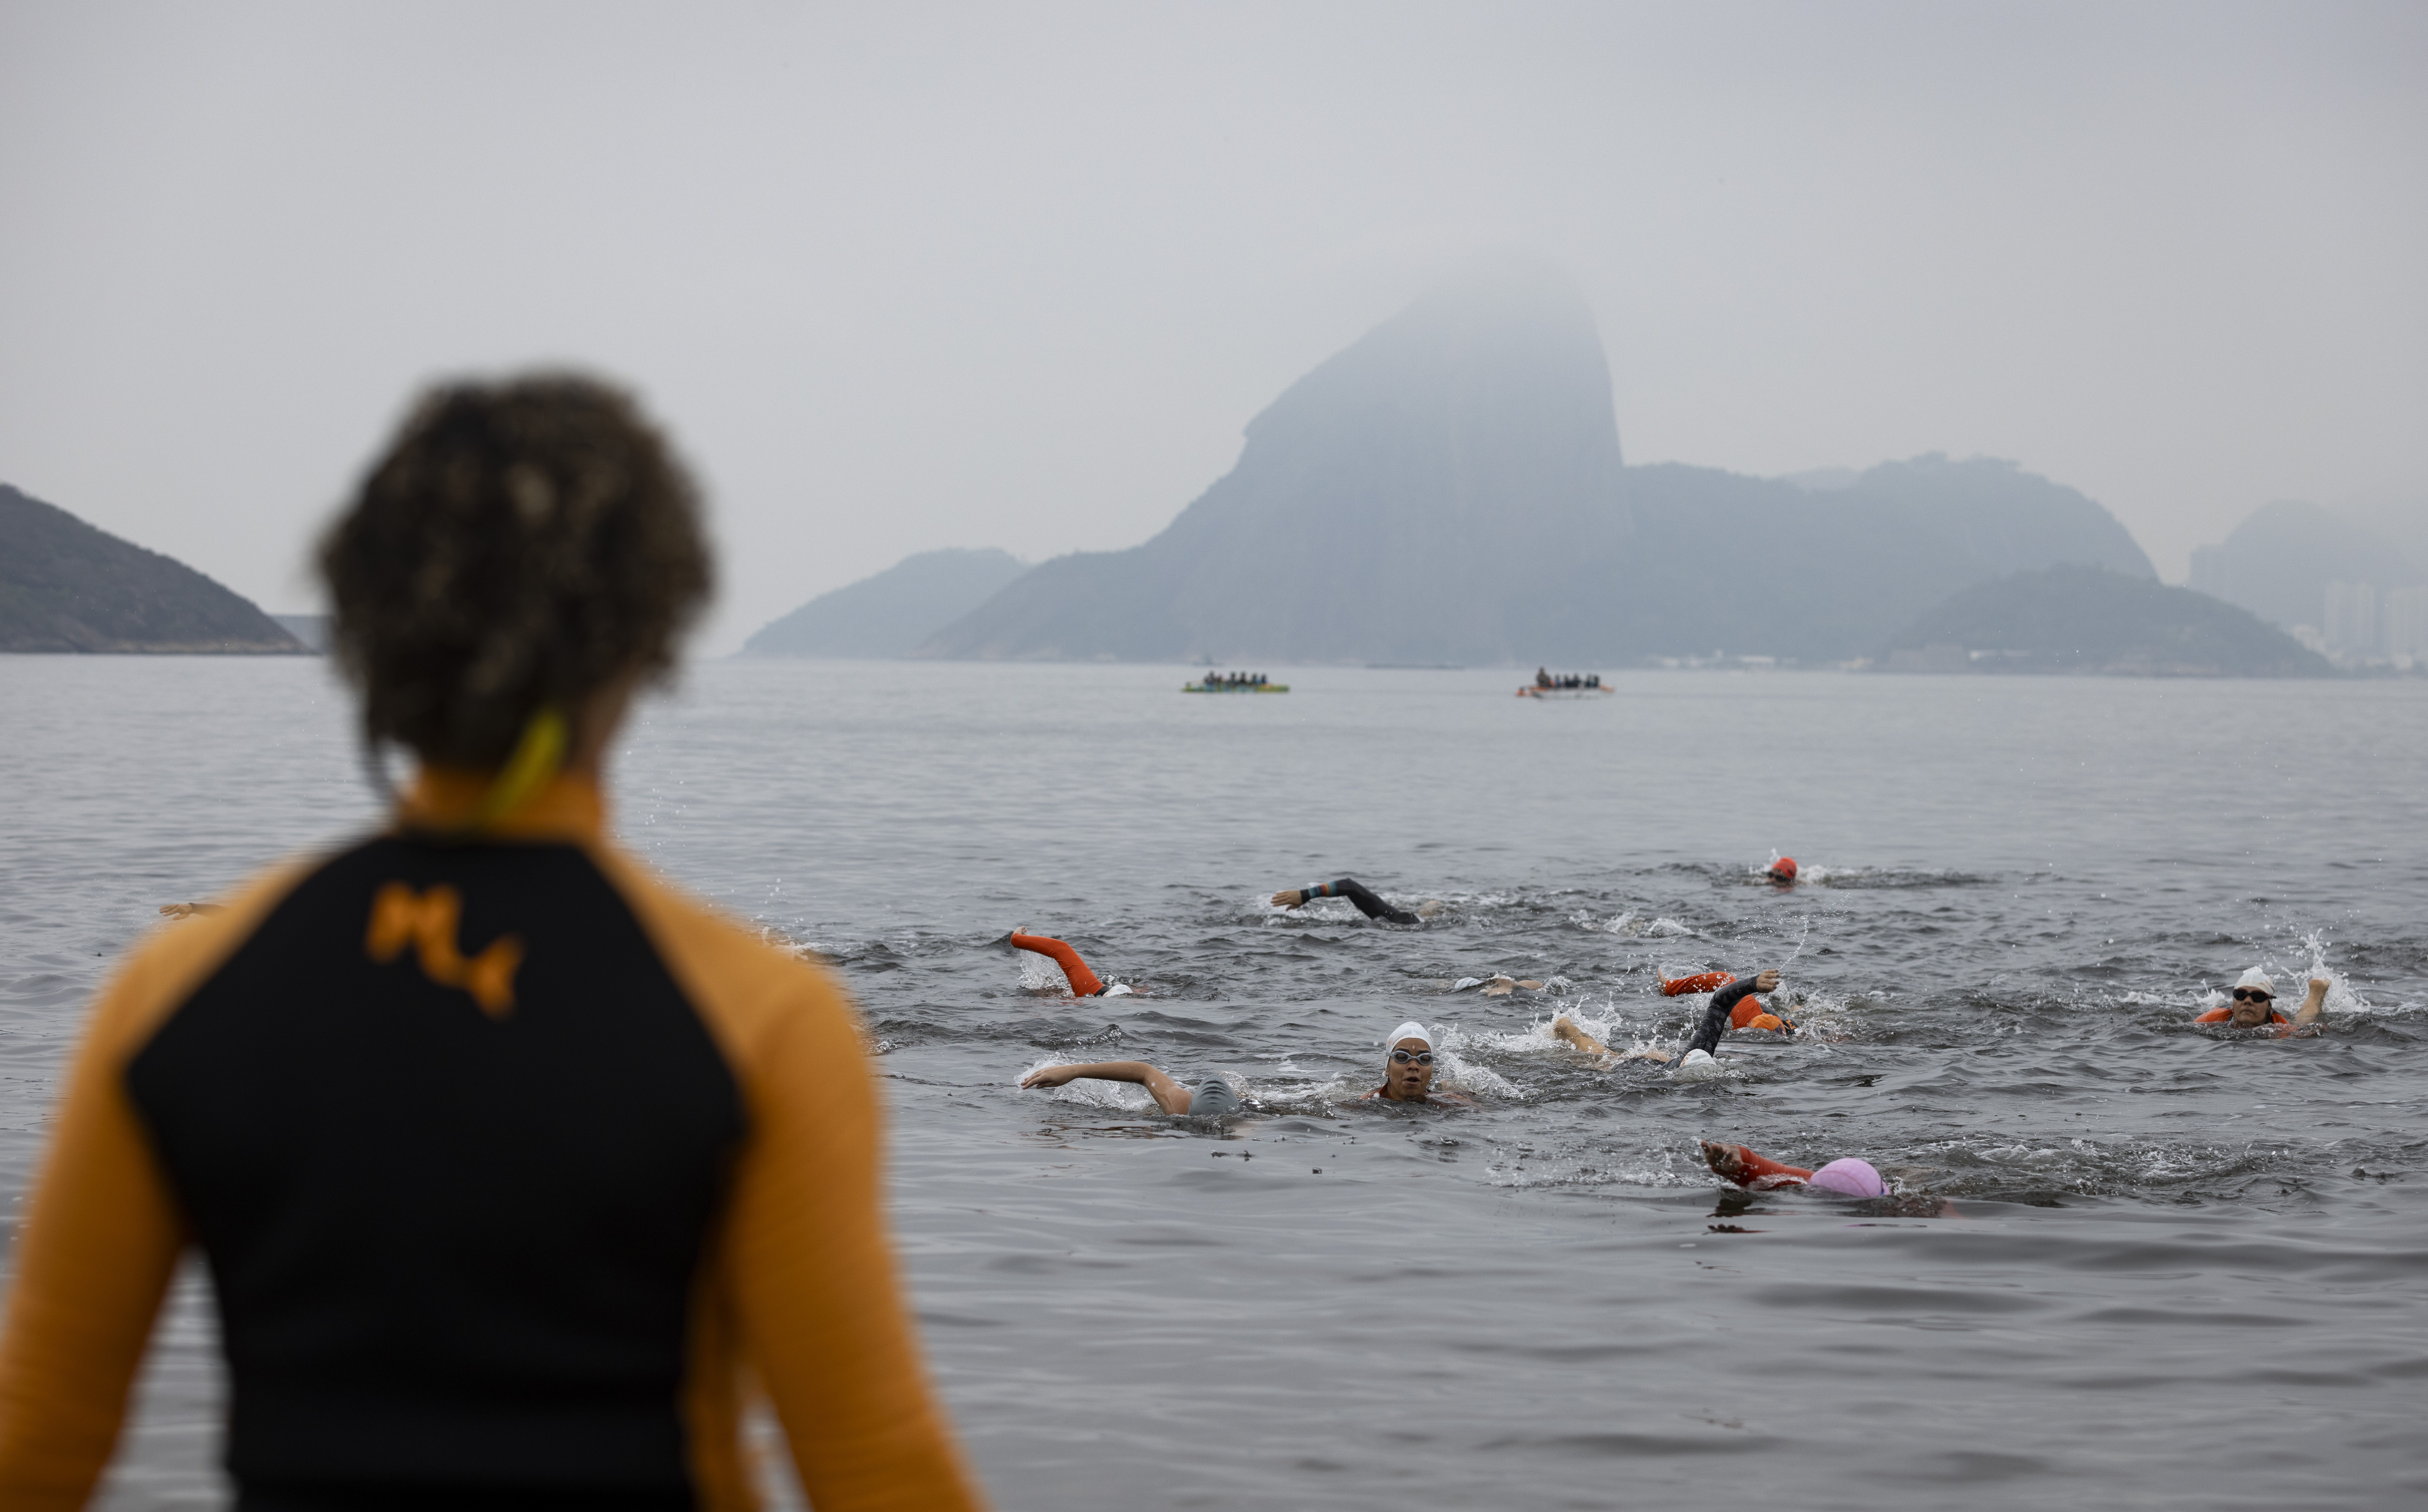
top-left (2292, 976), bottom-right (2330, 1030)
top-left (1007, 932), bottom-right (1109, 997)
top-left (1685, 969), bottom-right (1781, 1057)
top-left (1269, 878), bottom-right (1430, 925)
top-left (1021, 1061), bottom-right (1194, 1114)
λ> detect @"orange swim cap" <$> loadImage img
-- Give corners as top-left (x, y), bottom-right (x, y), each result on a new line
top-left (1768, 857), bottom-right (1798, 882)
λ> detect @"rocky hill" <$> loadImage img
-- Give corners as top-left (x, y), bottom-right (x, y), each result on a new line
top-left (1878, 564), bottom-right (2331, 676)
top-left (913, 259), bottom-right (2156, 665)
top-left (0, 485), bottom-right (303, 653)
top-left (744, 547), bottom-right (1029, 658)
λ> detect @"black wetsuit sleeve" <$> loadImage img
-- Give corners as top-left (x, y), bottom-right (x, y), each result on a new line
top-left (1686, 977), bottom-right (1761, 1057)
top-left (1314, 879), bottom-right (1421, 926)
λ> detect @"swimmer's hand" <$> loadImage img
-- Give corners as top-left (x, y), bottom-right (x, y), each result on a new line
top-left (1752, 968), bottom-right (1782, 993)
top-left (1271, 889), bottom-right (1307, 909)
top-left (158, 902), bottom-right (225, 919)
top-left (1020, 1065), bottom-right (1085, 1090)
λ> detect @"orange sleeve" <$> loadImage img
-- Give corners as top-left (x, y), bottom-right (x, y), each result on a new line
top-left (1662, 971), bottom-right (1733, 997)
top-left (0, 868), bottom-right (304, 1510)
top-left (2193, 1007), bottom-right (2230, 1023)
top-left (603, 857), bottom-right (984, 1512)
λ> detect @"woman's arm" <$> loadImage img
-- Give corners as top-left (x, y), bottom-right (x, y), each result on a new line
top-left (1020, 1060), bottom-right (1192, 1114)
top-left (2293, 977), bottom-right (2331, 1027)
top-left (0, 971), bottom-right (190, 1510)
top-left (1550, 1016), bottom-right (1671, 1063)
top-left (724, 987), bottom-right (986, 1511)
top-left (1686, 969), bottom-right (1781, 1057)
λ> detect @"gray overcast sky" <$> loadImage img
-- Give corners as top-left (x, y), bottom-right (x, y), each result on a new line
top-left (3, 2), bottom-right (2423, 652)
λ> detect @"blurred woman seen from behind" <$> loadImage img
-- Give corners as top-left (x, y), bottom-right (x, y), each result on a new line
top-left (0, 375), bottom-right (985, 1511)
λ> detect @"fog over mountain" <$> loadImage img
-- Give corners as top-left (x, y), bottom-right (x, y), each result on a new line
top-left (917, 262), bottom-right (2154, 665)
top-left (0, 485), bottom-right (302, 653)
top-left (744, 548), bottom-right (1029, 659)
top-left (2189, 501), bottom-right (2422, 631)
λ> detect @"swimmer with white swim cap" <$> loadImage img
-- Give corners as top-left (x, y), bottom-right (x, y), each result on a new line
top-left (1019, 1060), bottom-right (1243, 1116)
top-left (1360, 1022), bottom-right (1473, 1105)
top-left (2195, 967), bottom-right (2329, 1036)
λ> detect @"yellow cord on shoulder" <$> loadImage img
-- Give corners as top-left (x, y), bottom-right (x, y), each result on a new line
top-left (471, 706), bottom-right (568, 829)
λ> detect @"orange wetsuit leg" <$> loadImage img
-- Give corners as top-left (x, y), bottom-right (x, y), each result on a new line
top-left (1009, 933), bottom-right (1105, 997)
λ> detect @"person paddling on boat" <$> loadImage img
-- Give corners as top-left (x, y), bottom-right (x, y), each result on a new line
top-left (2196, 968), bottom-right (2328, 1037)
top-left (1270, 877), bottom-right (1442, 925)
top-left (1007, 930), bottom-right (1130, 997)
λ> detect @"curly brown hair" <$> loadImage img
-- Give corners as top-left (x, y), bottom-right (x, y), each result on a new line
top-left (320, 374), bottom-right (713, 769)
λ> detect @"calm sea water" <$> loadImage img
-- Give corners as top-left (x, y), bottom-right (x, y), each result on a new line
top-left (3, 655), bottom-right (2424, 1510)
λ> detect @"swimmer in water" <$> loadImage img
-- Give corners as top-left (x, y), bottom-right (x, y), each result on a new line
top-left (1763, 857), bottom-right (1798, 885)
top-left (1269, 877), bottom-right (1443, 925)
top-left (2195, 968), bottom-right (2329, 1036)
top-left (1006, 930), bottom-right (1122, 996)
top-left (1548, 1017), bottom-right (1673, 1063)
top-left (1701, 1139), bottom-right (1889, 1198)
top-left (1549, 968), bottom-right (1789, 1068)
top-left (1362, 1022), bottom-right (1474, 1105)
top-left (1018, 1061), bottom-right (1242, 1115)
top-left (1661, 968), bottom-right (1793, 1036)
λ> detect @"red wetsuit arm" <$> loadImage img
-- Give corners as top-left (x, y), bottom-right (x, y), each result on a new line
top-left (1008, 933), bottom-right (1105, 996)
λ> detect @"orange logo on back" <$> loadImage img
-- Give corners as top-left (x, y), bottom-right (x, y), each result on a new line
top-left (364, 883), bottom-right (523, 1018)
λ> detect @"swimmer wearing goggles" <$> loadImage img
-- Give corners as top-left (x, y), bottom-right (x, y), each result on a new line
top-left (1364, 1022), bottom-right (1472, 1105)
top-left (2194, 967), bottom-right (2330, 1036)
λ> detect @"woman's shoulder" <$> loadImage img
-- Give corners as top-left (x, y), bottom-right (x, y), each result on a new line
top-left (587, 845), bottom-right (860, 1044)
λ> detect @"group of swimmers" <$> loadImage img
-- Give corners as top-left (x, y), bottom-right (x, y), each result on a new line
top-left (1532, 668), bottom-right (1603, 689)
top-left (1009, 869), bottom-right (2343, 1203)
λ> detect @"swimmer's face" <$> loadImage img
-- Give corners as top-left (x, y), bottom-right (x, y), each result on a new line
top-left (2228, 987), bottom-right (2275, 1027)
top-left (1383, 1038), bottom-right (1436, 1100)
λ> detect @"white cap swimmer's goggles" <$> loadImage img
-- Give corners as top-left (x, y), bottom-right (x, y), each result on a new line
top-left (1385, 1020), bottom-right (1434, 1065)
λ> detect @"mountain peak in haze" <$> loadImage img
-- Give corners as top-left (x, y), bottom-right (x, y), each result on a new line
top-left (913, 260), bottom-right (2157, 665)
top-left (920, 258), bottom-right (1627, 663)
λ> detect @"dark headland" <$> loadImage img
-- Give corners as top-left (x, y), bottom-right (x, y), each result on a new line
top-left (1, 484), bottom-right (303, 653)
top-left (1879, 564), bottom-right (2331, 676)
top-left (901, 257), bottom-right (2153, 666)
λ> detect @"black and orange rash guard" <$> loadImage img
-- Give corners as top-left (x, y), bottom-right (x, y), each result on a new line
top-left (0, 774), bottom-right (983, 1512)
